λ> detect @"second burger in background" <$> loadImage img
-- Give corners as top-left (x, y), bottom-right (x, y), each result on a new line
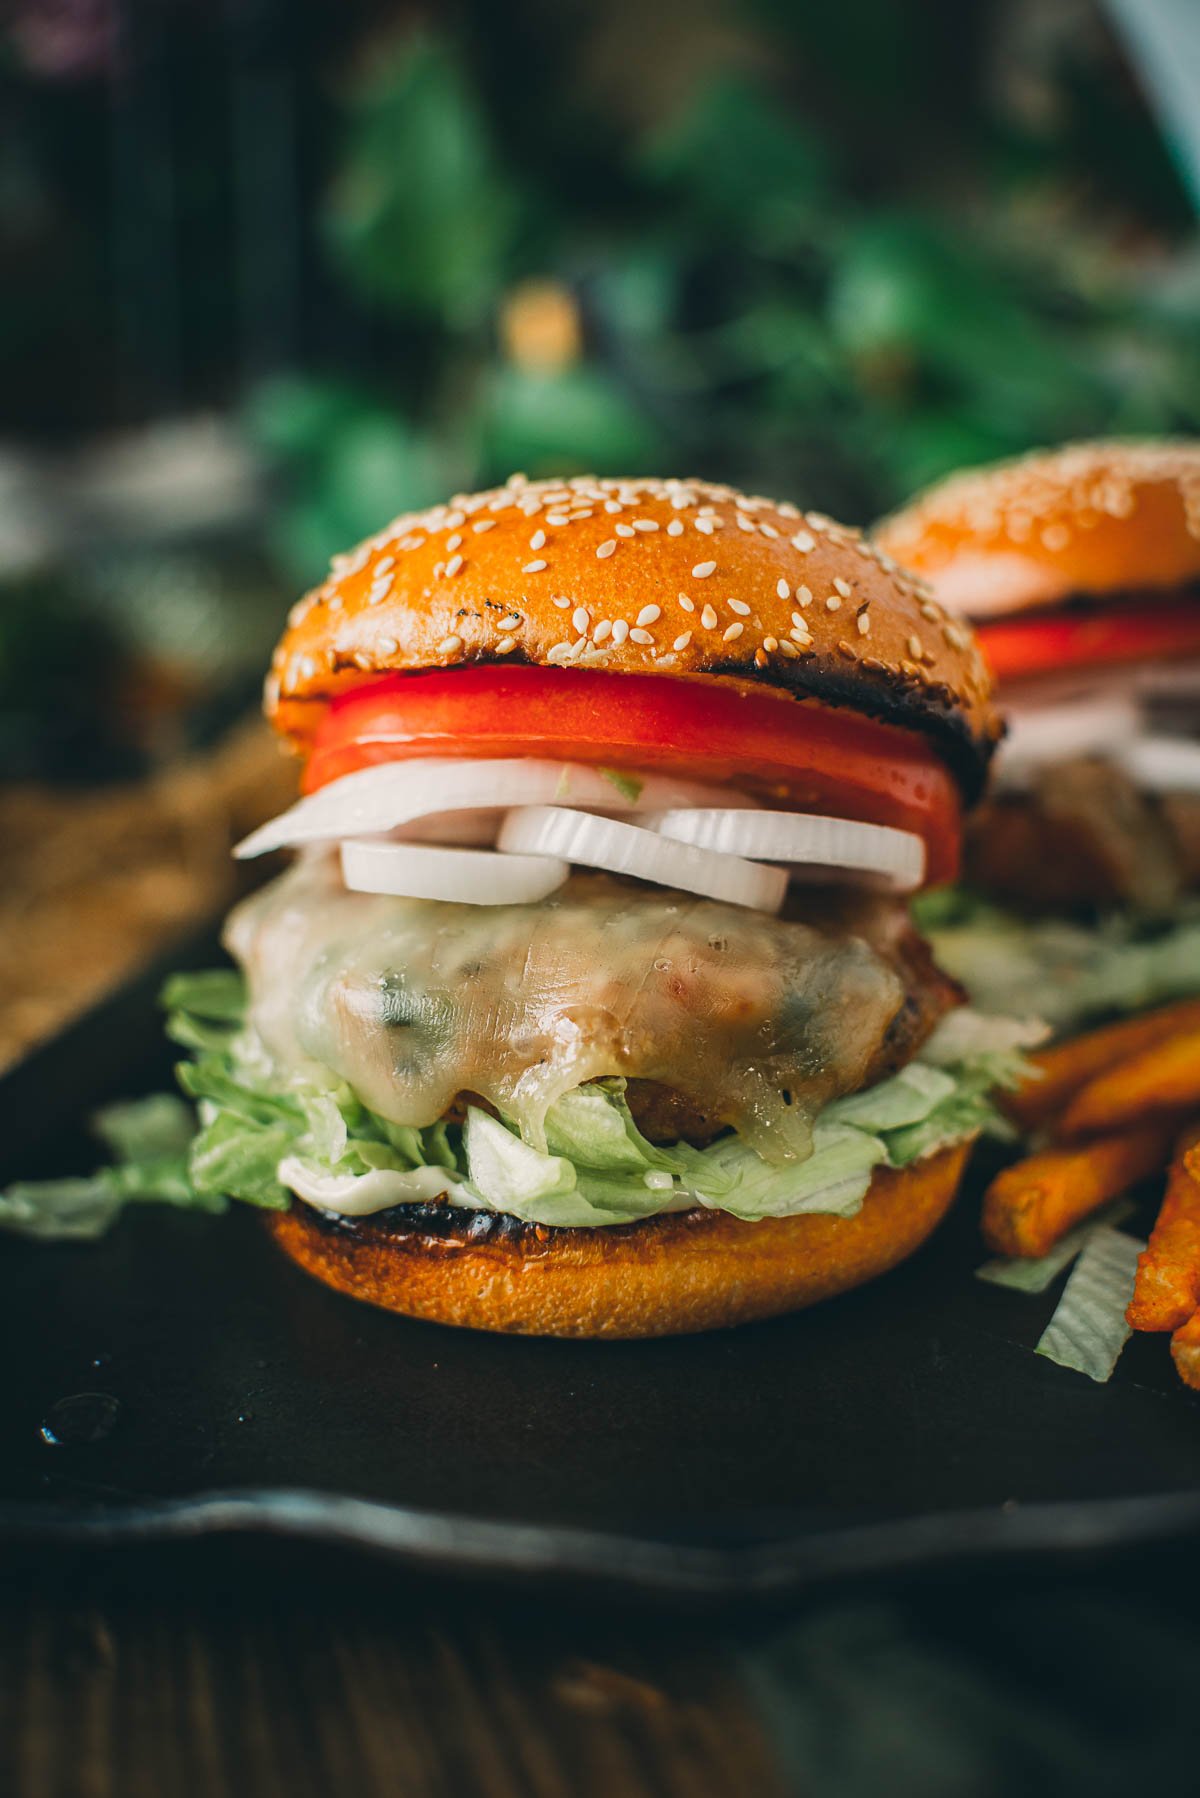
top-left (876, 440), bottom-right (1200, 1031)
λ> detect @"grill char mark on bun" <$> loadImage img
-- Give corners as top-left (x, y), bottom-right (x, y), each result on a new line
top-left (875, 439), bottom-right (1200, 618)
top-left (266, 473), bottom-right (1000, 795)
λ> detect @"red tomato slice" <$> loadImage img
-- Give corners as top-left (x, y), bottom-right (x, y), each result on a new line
top-left (304, 667), bottom-right (962, 885)
top-left (979, 601), bottom-right (1200, 683)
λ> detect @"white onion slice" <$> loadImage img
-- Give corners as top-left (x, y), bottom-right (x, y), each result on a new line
top-left (341, 838), bottom-right (567, 905)
top-left (236, 759), bottom-right (754, 859)
top-left (994, 695), bottom-right (1142, 790)
top-left (497, 807), bottom-right (787, 912)
top-left (648, 808), bottom-right (926, 892)
top-left (1117, 736), bottom-right (1200, 794)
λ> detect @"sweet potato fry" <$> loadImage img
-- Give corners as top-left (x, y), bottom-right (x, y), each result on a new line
top-left (1058, 1028), bottom-right (1200, 1139)
top-left (1170, 1310), bottom-right (1200, 1391)
top-left (1004, 998), bottom-right (1200, 1133)
top-left (982, 1121), bottom-right (1177, 1259)
top-left (1127, 1124), bottom-right (1200, 1332)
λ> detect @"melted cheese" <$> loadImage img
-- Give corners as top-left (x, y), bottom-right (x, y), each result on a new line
top-left (225, 854), bottom-right (906, 1165)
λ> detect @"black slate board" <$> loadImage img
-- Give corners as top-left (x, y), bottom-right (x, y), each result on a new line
top-left (2, 938), bottom-right (1199, 1601)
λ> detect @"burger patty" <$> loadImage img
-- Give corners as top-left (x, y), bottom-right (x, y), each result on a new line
top-left (966, 755), bottom-right (1200, 914)
top-left (624, 913), bottom-right (961, 1146)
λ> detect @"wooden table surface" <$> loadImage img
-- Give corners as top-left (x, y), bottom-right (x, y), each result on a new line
top-left (4, 1540), bottom-right (1199, 1797)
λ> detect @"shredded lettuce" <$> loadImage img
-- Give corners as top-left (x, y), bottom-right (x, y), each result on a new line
top-left (975, 1199), bottom-right (1135, 1293)
top-left (915, 891), bottom-right (1200, 1033)
top-left (1, 970), bottom-right (1030, 1239)
top-left (0, 1092), bottom-right (223, 1241)
top-left (1035, 1225), bottom-right (1145, 1382)
top-left (598, 768), bottom-right (644, 803)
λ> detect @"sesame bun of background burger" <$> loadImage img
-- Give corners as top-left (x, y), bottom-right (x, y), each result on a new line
top-left (874, 441), bottom-right (1200, 913)
top-left (874, 439), bottom-right (1200, 620)
top-left (232, 474), bottom-right (1000, 1339)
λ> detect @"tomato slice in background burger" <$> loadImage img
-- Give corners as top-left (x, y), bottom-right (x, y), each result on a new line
top-left (303, 667), bottom-right (963, 884)
top-left (978, 601), bottom-right (1200, 684)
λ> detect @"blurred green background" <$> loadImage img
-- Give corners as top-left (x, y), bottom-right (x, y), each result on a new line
top-left (2, 0), bottom-right (1199, 777)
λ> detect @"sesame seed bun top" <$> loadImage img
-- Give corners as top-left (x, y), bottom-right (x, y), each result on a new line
top-left (875, 439), bottom-right (1200, 619)
top-left (266, 474), bottom-right (1000, 798)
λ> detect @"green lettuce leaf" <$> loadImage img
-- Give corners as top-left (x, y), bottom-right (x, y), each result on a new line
top-left (1035, 1225), bottom-right (1145, 1382)
top-left (916, 891), bottom-right (1200, 1034)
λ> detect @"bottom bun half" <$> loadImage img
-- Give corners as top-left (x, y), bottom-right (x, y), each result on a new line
top-left (265, 1142), bottom-right (971, 1339)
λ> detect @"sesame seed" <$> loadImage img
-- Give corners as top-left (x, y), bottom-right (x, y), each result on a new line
top-left (762, 635), bottom-right (778, 652)
top-left (445, 554), bottom-right (464, 577)
top-left (353, 651), bottom-right (374, 671)
top-left (637, 604), bottom-right (661, 627)
top-left (615, 523), bottom-right (635, 538)
top-left (779, 639), bottom-right (800, 658)
top-left (473, 519), bottom-right (496, 533)
top-left (673, 631), bottom-right (693, 651)
top-left (495, 636), bottom-right (517, 655)
top-left (791, 531), bottom-right (815, 553)
top-left (377, 638), bottom-right (398, 656)
top-left (754, 648), bottom-right (768, 669)
top-left (611, 619), bottom-right (630, 644)
top-left (299, 655), bottom-right (318, 679)
top-left (834, 577), bottom-right (852, 599)
top-left (701, 604), bottom-right (718, 630)
top-left (667, 519), bottom-right (684, 536)
top-left (445, 510), bottom-right (466, 528)
top-left (797, 585), bottom-right (812, 607)
top-left (593, 620), bottom-right (612, 643)
top-left (572, 607), bottom-right (590, 635)
top-left (596, 540), bottom-right (617, 559)
top-left (529, 529), bottom-right (546, 550)
top-left (604, 500), bottom-right (623, 514)
top-left (498, 614), bottom-right (522, 632)
top-left (438, 634), bottom-right (463, 655)
top-left (633, 519), bottom-right (659, 532)
top-left (825, 595), bottom-right (842, 612)
top-left (790, 624), bottom-right (811, 644)
top-left (836, 641), bottom-right (856, 661)
top-left (907, 634), bottom-right (924, 659)
top-left (759, 522), bottom-right (779, 539)
top-left (553, 594), bottom-right (571, 609)
top-left (723, 621), bottom-right (744, 642)
top-left (328, 594), bottom-right (343, 612)
top-left (433, 562), bottom-right (444, 579)
top-left (678, 593), bottom-right (695, 613)
top-left (446, 533), bottom-right (463, 552)
top-left (375, 556), bottom-right (395, 575)
top-left (695, 517), bottom-right (715, 535)
top-left (546, 512), bottom-right (569, 526)
top-left (692, 561), bottom-right (716, 579)
top-left (736, 514), bottom-right (755, 532)
top-left (728, 598), bottom-right (751, 617)
top-left (776, 579), bottom-right (790, 601)
top-left (856, 612), bottom-right (871, 636)
top-left (630, 627), bottom-right (654, 645)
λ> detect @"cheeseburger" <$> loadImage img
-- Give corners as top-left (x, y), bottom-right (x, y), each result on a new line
top-left (171, 474), bottom-right (1018, 1339)
top-left (876, 441), bottom-right (1200, 1028)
